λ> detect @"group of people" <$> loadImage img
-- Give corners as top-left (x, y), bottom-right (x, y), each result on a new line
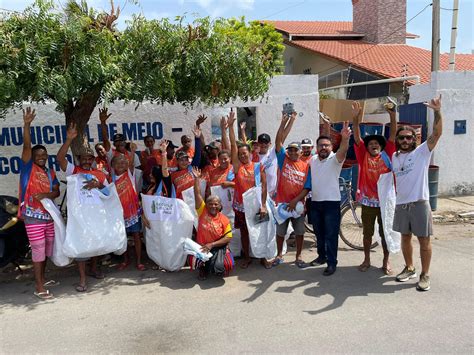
top-left (17, 94), bottom-right (443, 300)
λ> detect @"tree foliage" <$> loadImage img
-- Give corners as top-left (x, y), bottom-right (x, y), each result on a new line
top-left (0, 0), bottom-right (284, 120)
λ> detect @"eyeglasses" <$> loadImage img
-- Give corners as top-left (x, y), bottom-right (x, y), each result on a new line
top-left (318, 144), bottom-right (331, 148)
top-left (397, 135), bottom-right (414, 141)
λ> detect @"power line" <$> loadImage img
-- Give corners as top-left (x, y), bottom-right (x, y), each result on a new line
top-left (261, 1), bottom-right (306, 20)
top-left (311, 2), bottom-right (433, 78)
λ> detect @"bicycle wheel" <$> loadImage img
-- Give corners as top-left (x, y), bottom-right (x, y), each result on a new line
top-left (339, 203), bottom-right (378, 250)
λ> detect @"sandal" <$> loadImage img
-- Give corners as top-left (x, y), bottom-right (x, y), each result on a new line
top-left (136, 263), bottom-right (146, 271)
top-left (117, 262), bottom-right (130, 271)
top-left (382, 266), bottom-right (393, 276)
top-left (271, 257), bottom-right (284, 268)
top-left (75, 284), bottom-right (88, 292)
top-left (295, 260), bottom-right (308, 269)
top-left (87, 270), bottom-right (105, 279)
top-left (261, 259), bottom-right (272, 269)
top-left (43, 280), bottom-right (60, 287)
top-left (240, 259), bottom-right (252, 269)
top-left (34, 290), bottom-right (53, 300)
top-left (358, 263), bottom-right (371, 272)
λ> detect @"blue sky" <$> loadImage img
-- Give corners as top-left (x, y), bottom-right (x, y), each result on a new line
top-left (1, 0), bottom-right (472, 53)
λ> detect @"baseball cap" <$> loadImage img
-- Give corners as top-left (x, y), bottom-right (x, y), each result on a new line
top-left (167, 141), bottom-right (178, 149)
top-left (257, 133), bottom-right (271, 143)
top-left (78, 147), bottom-right (95, 157)
top-left (206, 141), bottom-right (220, 150)
top-left (112, 133), bottom-right (125, 142)
top-left (175, 150), bottom-right (189, 160)
top-left (286, 142), bottom-right (301, 150)
top-left (301, 138), bottom-right (314, 147)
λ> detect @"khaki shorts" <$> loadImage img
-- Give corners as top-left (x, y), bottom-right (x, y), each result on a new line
top-left (393, 200), bottom-right (433, 237)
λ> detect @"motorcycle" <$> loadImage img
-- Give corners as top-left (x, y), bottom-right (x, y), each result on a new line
top-left (0, 196), bottom-right (30, 271)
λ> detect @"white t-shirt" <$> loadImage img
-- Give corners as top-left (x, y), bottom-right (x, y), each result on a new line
top-left (64, 162), bottom-right (109, 185)
top-left (392, 142), bottom-right (432, 205)
top-left (309, 152), bottom-right (344, 202)
top-left (257, 149), bottom-right (278, 197)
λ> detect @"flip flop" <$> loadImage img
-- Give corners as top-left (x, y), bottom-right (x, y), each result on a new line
top-left (295, 260), bottom-right (309, 269)
top-left (117, 262), bottom-right (130, 271)
top-left (43, 280), bottom-right (60, 287)
top-left (34, 290), bottom-right (53, 300)
top-left (358, 263), bottom-right (371, 272)
top-left (382, 266), bottom-right (393, 276)
top-left (75, 284), bottom-right (88, 293)
top-left (271, 258), bottom-right (284, 268)
top-left (240, 259), bottom-right (252, 269)
top-left (261, 259), bottom-right (272, 269)
top-left (136, 263), bottom-right (146, 271)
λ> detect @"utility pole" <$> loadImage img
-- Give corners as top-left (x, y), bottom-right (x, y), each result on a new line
top-left (448, 0), bottom-right (459, 70)
top-left (431, 0), bottom-right (440, 71)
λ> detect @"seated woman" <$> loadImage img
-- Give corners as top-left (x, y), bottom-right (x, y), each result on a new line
top-left (188, 167), bottom-right (234, 280)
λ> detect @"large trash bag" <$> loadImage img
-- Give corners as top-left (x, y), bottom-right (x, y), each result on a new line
top-left (142, 194), bottom-right (194, 271)
top-left (182, 180), bottom-right (206, 228)
top-left (377, 172), bottom-right (401, 253)
top-left (63, 175), bottom-right (127, 258)
top-left (243, 186), bottom-right (277, 259)
top-left (40, 199), bottom-right (71, 267)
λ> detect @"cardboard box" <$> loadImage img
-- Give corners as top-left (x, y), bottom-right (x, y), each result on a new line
top-left (319, 99), bottom-right (365, 123)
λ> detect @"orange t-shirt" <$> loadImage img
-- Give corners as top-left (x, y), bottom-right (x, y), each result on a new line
top-left (196, 202), bottom-right (232, 245)
top-left (113, 171), bottom-right (140, 227)
top-left (233, 162), bottom-right (262, 212)
top-left (171, 168), bottom-right (194, 199)
top-left (275, 154), bottom-right (309, 204)
top-left (208, 165), bottom-right (234, 187)
top-left (95, 156), bottom-right (111, 176)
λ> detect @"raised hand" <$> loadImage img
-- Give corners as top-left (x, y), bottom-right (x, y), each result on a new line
top-left (192, 166), bottom-right (202, 179)
top-left (239, 121), bottom-right (246, 130)
top-left (220, 116), bottom-right (228, 129)
top-left (158, 139), bottom-right (169, 152)
top-left (99, 108), bottom-right (112, 123)
top-left (66, 122), bottom-right (78, 140)
top-left (281, 112), bottom-right (290, 126)
top-left (341, 121), bottom-right (352, 140)
top-left (319, 112), bottom-right (331, 125)
top-left (192, 124), bottom-right (202, 138)
top-left (227, 110), bottom-right (236, 127)
top-left (351, 101), bottom-right (362, 122)
top-left (129, 142), bottom-right (137, 152)
top-left (424, 94), bottom-right (442, 112)
top-left (196, 114), bottom-right (208, 127)
top-left (22, 107), bottom-right (36, 125)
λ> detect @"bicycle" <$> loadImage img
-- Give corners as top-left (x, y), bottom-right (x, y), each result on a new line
top-left (304, 177), bottom-right (378, 250)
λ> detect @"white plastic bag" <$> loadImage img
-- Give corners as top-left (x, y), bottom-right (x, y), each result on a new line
top-left (142, 194), bottom-right (194, 271)
top-left (377, 172), bottom-right (401, 253)
top-left (40, 199), bottom-right (71, 267)
top-left (243, 186), bottom-right (277, 259)
top-left (63, 175), bottom-right (127, 258)
top-left (183, 238), bottom-right (213, 262)
top-left (182, 180), bottom-right (206, 228)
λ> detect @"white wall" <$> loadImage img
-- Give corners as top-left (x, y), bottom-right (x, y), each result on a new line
top-left (0, 75), bottom-right (319, 197)
top-left (409, 71), bottom-right (474, 196)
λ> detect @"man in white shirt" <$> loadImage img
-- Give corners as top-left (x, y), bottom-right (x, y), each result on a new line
top-left (392, 95), bottom-right (443, 291)
top-left (252, 133), bottom-right (279, 198)
top-left (304, 122), bottom-right (352, 276)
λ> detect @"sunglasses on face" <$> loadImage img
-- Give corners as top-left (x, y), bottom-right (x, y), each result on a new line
top-left (397, 135), bottom-right (415, 141)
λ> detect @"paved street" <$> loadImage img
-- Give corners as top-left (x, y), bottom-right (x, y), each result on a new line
top-left (1, 223), bottom-right (473, 354)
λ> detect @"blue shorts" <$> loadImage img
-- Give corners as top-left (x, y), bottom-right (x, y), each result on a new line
top-left (126, 219), bottom-right (142, 234)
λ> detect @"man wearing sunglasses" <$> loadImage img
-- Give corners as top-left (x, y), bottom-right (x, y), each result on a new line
top-left (392, 95), bottom-right (443, 291)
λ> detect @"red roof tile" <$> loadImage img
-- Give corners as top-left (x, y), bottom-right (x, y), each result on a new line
top-left (265, 20), bottom-right (417, 38)
top-left (289, 40), bottom-right (474, 83)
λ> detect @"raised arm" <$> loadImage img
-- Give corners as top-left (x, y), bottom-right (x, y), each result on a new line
top-left (129, 142), bottom-right (137, 173)
top-left (239, 121), bottom-right (248, 144)
top-left (220, 116), bottom-right (230, 151)
top-left (159, 140), bottom-right (169, 178)
top-left (57, 122), bottom-right (78, 171)
top-left (275, 113), bottom-right (290, 152)
top-left (281, 111), bottom-right (297, 145)
top-left (385, 98), bottom-right (398, 143)
top-left (192, 167), bottom-right (204, 209)
top-left (351, 101), bottom-right (363, 145)
top-left (259, 168), bottom-right (268, 216)
top-left (336, 121), bottom-right (352, 163)
top-left (99, 108), bottom-right (112, 152)
top-left (195, 114), bottom-right (207, 149)
top-left (425, 95), bottom-right (443, 151)
top-left (228, 111), bottom-right (240, 172)
top-left (191, 125), bottom-right (202, 167)
top-left (21, 107), bottom-right (36, 163)
top-left (319, 112), bottom-right (331, 137)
